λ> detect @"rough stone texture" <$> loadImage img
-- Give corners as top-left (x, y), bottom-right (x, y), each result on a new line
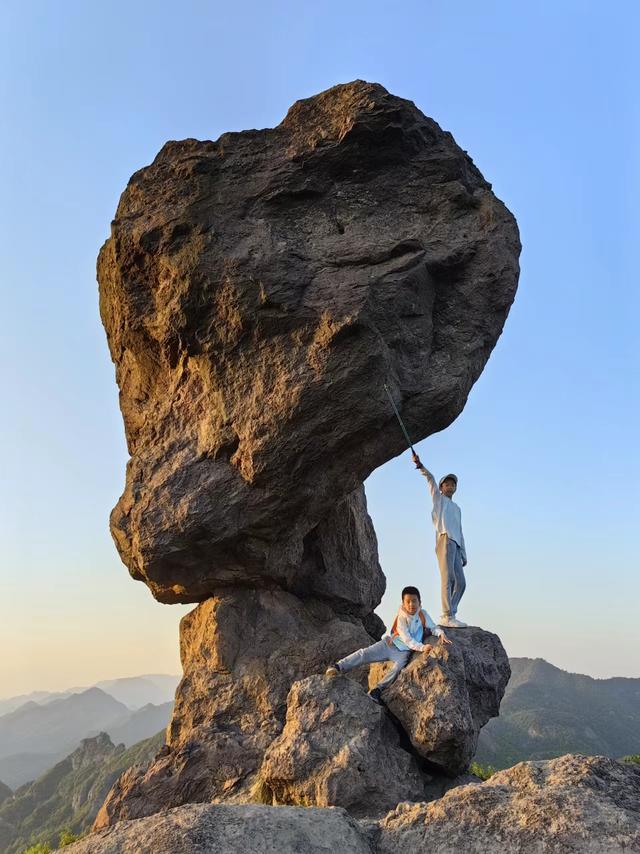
top-left (369, 627), bottom-right (510, 775)
top-left (260, 674), bottom-right (427, 817)
top-left (67, 803), bottom-right (374, 854)
top-left (94, 80), bottom-right (521, 833)
top-left (377, 755), bottom-right (640, 853)
top-left (98, 79), bottom-right (520, 605)
top-left (94, 589), bottom-right (373, 828)
top-left (68, 757), bottom-right (640, 854)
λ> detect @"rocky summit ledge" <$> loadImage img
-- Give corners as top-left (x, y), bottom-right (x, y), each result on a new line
top-left (93, 606), bottom-right (509, 825)
top-left (62, 756), bottom-right (640, 854)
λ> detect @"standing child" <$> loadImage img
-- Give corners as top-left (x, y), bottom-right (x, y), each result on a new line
top-left (412, 452), bottom-right (468, 628)
top-left (325, 586), bottom-right (451, 704)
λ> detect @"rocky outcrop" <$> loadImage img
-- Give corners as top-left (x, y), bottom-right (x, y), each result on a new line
top-left (94, 589), bottom-right (374, 827)
top-left (97, 618), bottom-right (508, 825)
top-left (370, 626), bottom-right (510, 774)
top-left (377, 755), bottom-right (640, 853)
top-left (68, 757), bottom-right (640, 854)
top-left (98, 79), bottom-right (520, 605)
top-left (95, 80), bottom-right (520, 830)
top-left (70, 803), bottom-right (374, 854)
top-left (260, 674), bottom-right (426, 816)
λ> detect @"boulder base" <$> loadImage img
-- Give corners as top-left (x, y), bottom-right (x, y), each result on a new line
top-left (369, 627), bottom-right (510, 774)
top-left (260, 674), bottom-right (427, 817)
top-left (94, 590), bottom-right (374, 828)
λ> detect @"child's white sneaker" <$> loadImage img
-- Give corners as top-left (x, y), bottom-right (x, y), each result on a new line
top-left (439, 616), bottom-right (467, 628)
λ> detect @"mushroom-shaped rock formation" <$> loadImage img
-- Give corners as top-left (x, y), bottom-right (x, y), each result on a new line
top-left (98, 79), bottom-right (520, 606)
top-left (95, 80), bottom-right (520, 828)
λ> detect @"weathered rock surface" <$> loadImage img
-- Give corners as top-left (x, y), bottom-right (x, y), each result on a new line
top-left (94, 589), bottom-right (374, 828)
top-left (377, 755), bottom-right (640, 853)
top-left (260, 674), bottom-right (426, 816)
top-left (94, 80), bottom-right (521, 833)
top-left (99, 79), bottom-right (520, 604)
top-left (69, 757), bottom-right (640, 853)
top-left (69, 802), bottom-right (374, 854)
top-left (369, 626), bottom-right (510, 775)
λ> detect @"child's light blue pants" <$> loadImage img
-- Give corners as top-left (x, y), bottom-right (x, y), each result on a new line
top-left (436, 533), bottom-right (466, 617)
top-left (337, 640), bottom-right (412, 690)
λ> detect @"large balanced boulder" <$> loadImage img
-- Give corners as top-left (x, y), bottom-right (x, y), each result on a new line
top-left (370, 627), bottom-right (510, 775)
top-left (377, 755), bottom-right (640, 853)
top-left (260, 674), bottom-right (427, 817)
top-left (94, 589), bottom-right (374, 828)
top-left (98, 79), bottom-right (520, 605)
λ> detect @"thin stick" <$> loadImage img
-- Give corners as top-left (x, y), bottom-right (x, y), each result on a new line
top-left (383, 383), bottom-right (415, 453)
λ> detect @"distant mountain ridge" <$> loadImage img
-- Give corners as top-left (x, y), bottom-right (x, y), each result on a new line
top-left (0, 689), bottom-right (129, 761)
top-left (0, 688), bottom-right (174, 789)
top-left (93, 674), bottom-right (179, 709)
top-left (476, 657), bottom-right (640, 768)
top-left (0, 674), bottom-right (180, 717)
top-left (0, 730), bottom-right (164, 854)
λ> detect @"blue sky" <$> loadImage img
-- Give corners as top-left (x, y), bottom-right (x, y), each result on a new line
top-left (1, 0), bottom-right (638, 696)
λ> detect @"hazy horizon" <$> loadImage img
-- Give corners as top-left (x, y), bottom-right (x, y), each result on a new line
top-left (2, 0), bottom-right (638, 696)
top-left (3, 650), bottom-right (639, 704)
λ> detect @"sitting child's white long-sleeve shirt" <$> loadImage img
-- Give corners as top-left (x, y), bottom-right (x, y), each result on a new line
top-left (419, 466), bottom-right (467, 563)
top-left (391, 606), bottom-right (443, 652)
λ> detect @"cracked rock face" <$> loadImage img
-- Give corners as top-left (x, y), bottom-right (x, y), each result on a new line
top-left (98, 79), bottom-right (520, 604)
top-left (94, 589), bottom-right (374, 828)
top-left (260, 674), bottom-right (427, 817)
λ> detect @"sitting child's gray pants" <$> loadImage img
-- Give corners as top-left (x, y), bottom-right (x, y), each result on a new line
top-left (337, 640), bottom-right (412, 690)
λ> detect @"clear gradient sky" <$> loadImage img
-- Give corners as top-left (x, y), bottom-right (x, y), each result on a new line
top-left (1, 1), bottom-right (638, 697)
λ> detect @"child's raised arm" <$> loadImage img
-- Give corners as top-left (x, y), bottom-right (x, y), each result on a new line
top-left (411, 453), bottom-right (440, 505)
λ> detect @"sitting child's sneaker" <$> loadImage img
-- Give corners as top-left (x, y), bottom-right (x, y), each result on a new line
top-left (368, 687), bottom-right (383, 705)
top-left (325, 663), bottom-right (340, 677)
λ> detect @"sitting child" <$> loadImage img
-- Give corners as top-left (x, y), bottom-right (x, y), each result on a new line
top-left (325, 586), bottom-right (451, 704)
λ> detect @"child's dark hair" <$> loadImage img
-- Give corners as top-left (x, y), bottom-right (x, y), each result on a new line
top-left (401, 586), bottom-right (421, 601)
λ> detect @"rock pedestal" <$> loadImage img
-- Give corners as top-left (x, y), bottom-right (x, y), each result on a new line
top-left (95, 589), bottom-right (374, 827)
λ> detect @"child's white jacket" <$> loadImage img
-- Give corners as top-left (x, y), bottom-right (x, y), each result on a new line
top-left (391, 607), bottom-right (443, 652)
